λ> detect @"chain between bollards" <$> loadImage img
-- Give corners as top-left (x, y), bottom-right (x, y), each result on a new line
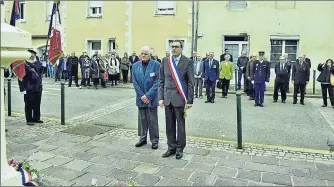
top-left (312, 70), bottom-right (316, 95)
top-left (236, 92), bottom-right (243, 149)
top-left (61, 83), bottom-right (65, 125)
top-left (7, 79), bottom-right (11, 116)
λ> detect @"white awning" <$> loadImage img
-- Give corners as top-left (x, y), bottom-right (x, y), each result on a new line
top-left (270, 35), bottom-right (300, 40)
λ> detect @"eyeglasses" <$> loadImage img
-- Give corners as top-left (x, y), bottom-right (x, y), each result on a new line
top-left (171, 46), bottom-right (181, 49)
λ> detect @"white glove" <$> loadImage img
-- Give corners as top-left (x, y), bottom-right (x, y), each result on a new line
top-left (265, 82), bottom-right (269, 86)
top-left (21, 91), bottom-right (27, 95)
top-left (251, 81), bottom-right (254, 84)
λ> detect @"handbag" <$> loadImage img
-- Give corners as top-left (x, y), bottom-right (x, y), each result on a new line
top-left (330, 73), bottom-right (334, 86)
top-left (216, 80), bottom-right (222, 89)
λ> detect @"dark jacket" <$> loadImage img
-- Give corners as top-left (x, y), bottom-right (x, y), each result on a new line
top-left (129, 55), bottom-right (139, 65)
top-left (237, 56), bottom-right (249, 70)
top-left (252, 60), bottom-right (270, 83)
top-left (274, 63), bottom-right (290, 83)
top-left (292, 62), bottom-right (310, 84)
top-left (220, 53), bottom-right (233, 62)
top-left (18, 61), bottom-right (43, 93)
top-left (317, 63), bottom-right (334, 84)
top-left (67, 56), bottom-right (79, 71)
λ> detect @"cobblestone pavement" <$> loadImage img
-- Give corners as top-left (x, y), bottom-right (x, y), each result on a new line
top-left (5, 116), bottom-right (334, 186)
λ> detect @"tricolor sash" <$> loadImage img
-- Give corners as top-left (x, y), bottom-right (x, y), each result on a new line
top-left (167, 55), bottom-right (187, 103)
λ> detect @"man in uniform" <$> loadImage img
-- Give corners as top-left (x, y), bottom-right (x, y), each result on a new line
top-left (132, 46), bottom-right (160, 149)
top-left (252, 51), bottom-right (270, 107)
top-left (292, 55), bottom-right (310, 105)
top-left (159, 40), bottom-right (194, 159)
top-left (273, 56), bottom-right (290, 103)
top-left (67, 51), bottom-right (79, 87)
top-left (203, 52), bottom-right (219, 103)
top-left (18, 49), bottom-right (44, 125)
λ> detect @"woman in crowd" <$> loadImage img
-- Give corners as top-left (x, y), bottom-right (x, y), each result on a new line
top-left (90, 55), bottom-right (100, 89)
top-left (317, 59), bottom-right (334, 108)
top-left (107, 54), bottom-right (120, 86)
top-left (121, 52), bottom-right (131, 84)
top-left (97, 55), bottom-right (106, 88)
top-left (219, 54), bottom-right (234, 98)
top-left (79, 55), bottom-right (92, 89)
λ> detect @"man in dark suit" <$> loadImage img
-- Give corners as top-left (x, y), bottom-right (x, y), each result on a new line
top-left (252, 51), bottom-right (270, 107)
top-left (292, 55), bottom-right (310, 105)
top-left (220, 49), bottom-right (233, 62)
top-left (129, 51), bottom-right (139, 83)
top-left (203, 52), bottom-right (219, 103)
top-left (67, 51), bottom-right (79, 87)
top-left (273, 56), bottom-right (290, 103)
top-left (159, 40), bottom-right (194, 159)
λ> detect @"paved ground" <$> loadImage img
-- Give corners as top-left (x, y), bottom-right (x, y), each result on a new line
top-left (5, 78), bottom-right (332, 150)
top-left (5, 116), bottom-right (334, 186)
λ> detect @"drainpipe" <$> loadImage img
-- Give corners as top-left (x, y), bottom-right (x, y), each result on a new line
top-left (194, 1), bottom-right (199, 52)
top-left (191, 0), bottom-right (195, 56)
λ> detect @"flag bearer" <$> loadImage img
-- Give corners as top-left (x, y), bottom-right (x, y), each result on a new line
top-left (252, 51), bottom-right (270, 107)
top-left (18, 49), bottom-right (44, 125)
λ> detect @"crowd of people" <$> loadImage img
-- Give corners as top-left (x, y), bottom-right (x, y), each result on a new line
top-left (191, 50), bottom-right (334, 108)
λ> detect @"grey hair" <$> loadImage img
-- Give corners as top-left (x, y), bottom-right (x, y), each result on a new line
top-left (141, 46), bottom-right (152, 55)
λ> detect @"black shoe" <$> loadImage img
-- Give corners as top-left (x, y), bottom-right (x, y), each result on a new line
top-left (254, 104), bottom-right (259, 107)
top-left (162, 150), bottom-right (176, 158)
top-left (195, 95), bottom-right (198, 98)
top-left (27, 122), bottom-right (34, 126)
top-left (211, 100), bottom-right (214, 103)
top-left (221, 96), bottom-right (224, 98)
top-left (68, 85), bottom-right (71, 87)
top-left (34, 120), bottom-right (43, 123)
top-left (135, 140), bottom-right (147, 147)
top-left (273, 100), bottom-right (277, 103)
top-left (205, 100), bottom-right (210, 103)
top-left (321, 104), bottom-right (327, 107)
top-left (259, 104), bottom-right (264, 107)
top-left (282, 101), bottom-right (286, 103)
top-left (176, 151), bottom-right (183, 159)
top-left (152, 144), bottom-right (158, 149)
top-left (293, 101), bottom-right (297, 104)
top-left (300, 102), bottom-right (305, 105)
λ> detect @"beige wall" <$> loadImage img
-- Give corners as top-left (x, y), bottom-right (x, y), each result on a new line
top-left (197, 1), bottom-right (334, 66)
top-left (131, 1), bottom-right (191, 57)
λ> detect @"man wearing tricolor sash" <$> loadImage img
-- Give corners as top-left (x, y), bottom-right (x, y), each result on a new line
top-left (159, 40), bottom-right (194, 159)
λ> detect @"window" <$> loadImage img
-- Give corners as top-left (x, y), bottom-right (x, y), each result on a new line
top-left (88, 1), bottom-right (102, 17)
top-left (155, 1), bottom-right (175, 15)
top-left (275, 1), bottom-right (296, 9)
top-left (270, 39), bottom-right (299, 68)
top-left (87, 40), bottom-right (102, 56)
top-left (166, 38), bottom-right (185, 51)
top-left (18, 0), bottom-right (25, 21)
top-left (108, 38), bottom-right (116, 52)
top-left (228, 1), bottom-right (247, 10)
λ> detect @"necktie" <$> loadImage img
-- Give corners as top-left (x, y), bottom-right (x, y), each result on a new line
top-left (209, 60), bottom-right (212, 67)
top-left (280, 64), bottom-right (283, 72)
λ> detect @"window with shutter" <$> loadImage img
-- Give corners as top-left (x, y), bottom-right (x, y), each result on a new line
top-left (269, 37), bottom-right (299, 68)
top-left (156, 1), bottom-right (175, 15)
top-left (89, 1), bottom-right (103, 17)
top-left (228, 1), bottom-right (247, 10)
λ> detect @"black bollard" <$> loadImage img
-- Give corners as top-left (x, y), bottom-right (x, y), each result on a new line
top-left (313, 70), bottom-right (316, 95)
top-left (234, 70), bottom-right (238, 91)
top-left (61, 83), bottom-right (65, 125)
top-left (7, 79), bottom-right (11, 116)
top-left (236, 92), bottom-right (243, 149)
top-left (138, 110), bottom-right (142, 136)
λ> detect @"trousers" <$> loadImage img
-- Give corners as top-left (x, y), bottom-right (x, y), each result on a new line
top-left (24, 92), bottom-right (40, 122)
top-left (194, 78), bottom-right (203, 97)
top-left (273, 82), bottom-right (287, 101)
top-left (254, 83), bottom-right (265, 104)
top-left (205, 79), bottom-right (216, 101)
top-left (138, 107), bottom-right (159, 144)
top-left (293, 84), bottom-right (306, 103)
top-left (165, 104), bottom-right (186, 151)
top-left (321, 84), bottom-right (334, 106)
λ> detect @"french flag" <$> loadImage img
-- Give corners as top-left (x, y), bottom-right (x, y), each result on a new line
top-left (47, 1), bottom-right (63, 66)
